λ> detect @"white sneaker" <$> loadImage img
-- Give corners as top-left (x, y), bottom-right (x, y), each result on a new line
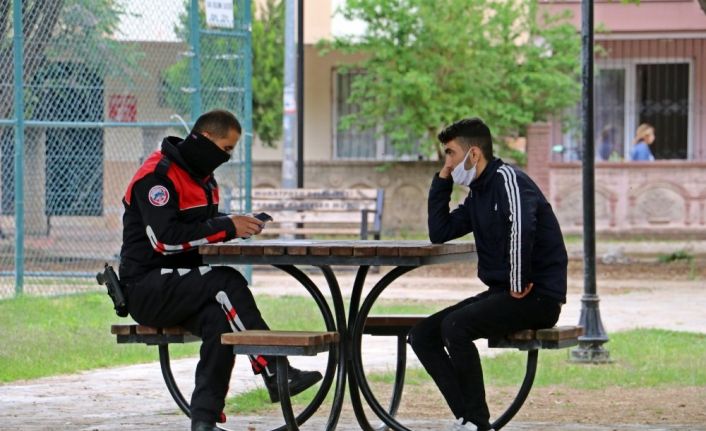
top-left (446, 418), bottom-right (475, 431)
top-left (446, 418), bottom-right (495, 431)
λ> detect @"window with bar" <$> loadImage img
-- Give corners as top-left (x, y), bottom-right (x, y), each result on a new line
top-left (333, 70), bottom-right (422, 161)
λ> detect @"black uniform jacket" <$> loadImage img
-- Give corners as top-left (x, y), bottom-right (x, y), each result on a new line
top-left (428, 158), bottom-right (568, 303)
top-left (119, 137), bottom-right (236, 283)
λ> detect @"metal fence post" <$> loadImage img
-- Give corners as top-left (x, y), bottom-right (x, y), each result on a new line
top-left (243, 0), bottom-right (254, 283)
top-left (12, 0), bottom-right (25, 295)
top-left (189, 0), bottom-right (203, 119)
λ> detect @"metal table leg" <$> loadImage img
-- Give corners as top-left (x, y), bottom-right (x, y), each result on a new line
top-left (376, 334), bottom-right (408, 431)
top-left (317, 264), bottom-right (360, 430)
top-left (347, 265), bottom-right (409, 431)
top-left (349, 264), bottom-right (540, 431)
top-left (351, 266), bottom-right (418, 431)
top-left (271, 265), bottom-right (342, 431)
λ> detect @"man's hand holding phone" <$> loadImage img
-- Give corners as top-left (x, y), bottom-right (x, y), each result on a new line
top-left (230, 214), bottom-right (264, 238)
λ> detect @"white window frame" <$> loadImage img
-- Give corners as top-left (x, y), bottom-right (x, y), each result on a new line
top-left (596, 57), bottom-right (694, 160)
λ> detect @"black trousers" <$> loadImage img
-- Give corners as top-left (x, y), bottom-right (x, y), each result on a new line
top-left (407, 288), bottom-right (561, 430)
top-left (126, 265), bottom-right (270, 423)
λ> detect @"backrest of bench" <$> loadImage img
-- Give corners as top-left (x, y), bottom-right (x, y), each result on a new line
top-left (233, 188), bottom-right (384, 239)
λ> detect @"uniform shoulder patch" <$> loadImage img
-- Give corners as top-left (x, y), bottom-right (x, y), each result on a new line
top-left (148, 185), bottom-right (170, 207)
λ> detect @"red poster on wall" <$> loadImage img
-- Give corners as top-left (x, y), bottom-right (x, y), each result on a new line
top-left (108, 95), bottom-right (137, 122)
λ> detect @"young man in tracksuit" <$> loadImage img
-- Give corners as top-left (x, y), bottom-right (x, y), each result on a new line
top-left (119, 109), bottom-right (321, 431)
top-left (408, 118), bottom-right (567, 431)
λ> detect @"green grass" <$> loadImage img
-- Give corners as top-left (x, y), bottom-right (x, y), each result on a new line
top-left (485, 329), bottom-right (706, 388)
top-left (0, 293), bottom-right (200, 382)
top-left (0, 292), bottom-right (444, 383)
top-left (227, 329), bottom-right (706, 414)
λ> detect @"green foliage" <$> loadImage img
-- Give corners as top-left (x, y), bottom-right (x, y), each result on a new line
top-left (50, 0), bottom-right (140, 78)
top-left (252, 0), bottom-right (284, 147)
top-left (161, 1), bottom-right (248, 120)
top-left (323, 0), bottom-right (581, 158)
top-left (2, 1), bottom-right (141, 119)
top-left (657, 249), bottom-right (694, 263)
top-left (162, 0), bottom-right (283, 146)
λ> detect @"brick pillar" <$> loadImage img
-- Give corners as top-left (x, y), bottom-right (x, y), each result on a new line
top-left (526, 122), bottom-right (552, 196)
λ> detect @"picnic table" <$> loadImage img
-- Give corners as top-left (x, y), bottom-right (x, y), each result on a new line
top-left (200, 239), bottom-right (474, 430)
top-left (200, 239), bottom-right (581, 431)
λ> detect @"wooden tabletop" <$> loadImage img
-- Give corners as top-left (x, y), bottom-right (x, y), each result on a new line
top-left (200, 240), bottom-right (476, 267)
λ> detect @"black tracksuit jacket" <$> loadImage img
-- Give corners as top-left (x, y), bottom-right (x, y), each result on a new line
top-left (428, 158), bottom-right (568, 303)
top-left (119, 137), bottom-right (237, 283)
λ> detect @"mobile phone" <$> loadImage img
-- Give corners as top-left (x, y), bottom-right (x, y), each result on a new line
top-left (254, 212), bottom-right (273, 222)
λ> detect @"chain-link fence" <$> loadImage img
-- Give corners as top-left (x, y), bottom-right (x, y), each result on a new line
top-left (0, 0), bottom-right (252, 298)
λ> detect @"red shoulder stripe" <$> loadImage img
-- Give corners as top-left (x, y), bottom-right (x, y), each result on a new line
top-left (124, 151), bottom-right (163, 205)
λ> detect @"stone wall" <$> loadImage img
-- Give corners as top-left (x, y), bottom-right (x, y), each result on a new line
top-left (550, 161), bottom-right (706, 235)
top-left (251, 160), bottom-right (442, 234)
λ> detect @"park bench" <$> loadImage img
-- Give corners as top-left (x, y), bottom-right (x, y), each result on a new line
top-left (233, 188), bottom-right (384, 240)
top-left (221, 330), bottom-right (339, 431)
top-left (110, 324), bottom-right (338, 431)
top-left (363, 315), bottom-right (584, 430)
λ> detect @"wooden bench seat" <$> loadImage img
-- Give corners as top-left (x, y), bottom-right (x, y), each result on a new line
top-left (364, 315), bottom-right (583, 349)
top-left (110, 324), bottom-right (199, 345)
top-left (221, 330), bottom-right (339, 356)
top-left (221, 330), bottom-right (339, 431)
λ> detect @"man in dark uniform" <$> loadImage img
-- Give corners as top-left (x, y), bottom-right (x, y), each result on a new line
top-left (408, 118), bottom-right (568, 431)
top-left (119, 109), bottom-right (321, 431)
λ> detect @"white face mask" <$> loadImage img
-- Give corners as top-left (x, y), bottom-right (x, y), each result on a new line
top-left (451, 149), bottom-right (477, 186)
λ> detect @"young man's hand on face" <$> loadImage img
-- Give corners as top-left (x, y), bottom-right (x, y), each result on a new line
top-left (439, 158), bottom-right (454, 179)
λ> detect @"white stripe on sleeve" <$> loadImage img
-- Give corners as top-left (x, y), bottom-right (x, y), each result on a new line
top-left (498, 166), bottom-right (522, 293)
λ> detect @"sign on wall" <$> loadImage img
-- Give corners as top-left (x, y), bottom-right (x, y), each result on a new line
top-left (108, 95), bottom-right (137, 122)
top-left (205, 0), bottom-right (234, 29)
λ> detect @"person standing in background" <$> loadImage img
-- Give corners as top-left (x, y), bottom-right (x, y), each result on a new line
top-left (630, 123), bottom-right (656, 161)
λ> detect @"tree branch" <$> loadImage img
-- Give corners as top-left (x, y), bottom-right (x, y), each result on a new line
top-left (0, 0), bottom-right (64, 120)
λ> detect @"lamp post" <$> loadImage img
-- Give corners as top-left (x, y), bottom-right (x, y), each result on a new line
top-left (570, 0), bottom-right (610, 363)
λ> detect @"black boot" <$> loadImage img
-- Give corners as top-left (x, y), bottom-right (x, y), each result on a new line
top-left (191, 420), bottom-right (225, 431)
top-left (262, 364), bottom-right (323, 403)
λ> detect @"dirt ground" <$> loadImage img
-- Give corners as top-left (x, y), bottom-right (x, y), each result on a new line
top-left (340, 258), bottom-right (706, 427)
top-left (410, 258), bottom-right (706, 282)
top-left (393, 384), bottom-right (706, 426)
top-left (381, 258), bottom-right (706, 427)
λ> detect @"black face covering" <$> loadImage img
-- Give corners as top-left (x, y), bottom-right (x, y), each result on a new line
top-left (177, 132), bottom-right (231, 178)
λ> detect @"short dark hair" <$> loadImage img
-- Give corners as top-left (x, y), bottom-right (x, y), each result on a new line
top-left (192, 109), bottom-right (242, 137)
top-left (438, 118), bottom-right (493, 160)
